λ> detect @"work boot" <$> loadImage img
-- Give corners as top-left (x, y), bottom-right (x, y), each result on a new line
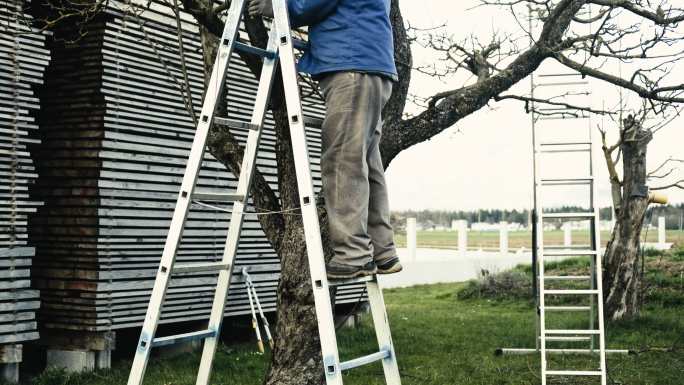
top-left (326, 260), bottom-right (377, 280)
top-left (376, 256), bottom-right (403, 275)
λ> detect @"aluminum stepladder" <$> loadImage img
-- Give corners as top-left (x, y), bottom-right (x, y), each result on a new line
top-left (531, 72), bottom-right (607, 384)
top-left (126, 1), bottom-right (401, 384)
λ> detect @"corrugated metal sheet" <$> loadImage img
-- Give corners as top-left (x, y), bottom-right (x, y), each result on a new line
top-left (30, 2), bottom-right (364, 332)
top-left (0, 0), bottom-right (47, 344)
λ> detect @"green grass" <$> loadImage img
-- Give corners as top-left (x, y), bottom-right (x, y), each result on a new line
top-left (28, 252), bottom-right (684, 385)
top-left (394, 230), bottom-right (684, 249)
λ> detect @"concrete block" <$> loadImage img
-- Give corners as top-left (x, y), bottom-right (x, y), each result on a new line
top-left (46, 349), bottom-right (111, 372)
top-left (47, 349), bottom-right (96, 372)
top-left (0, 363), bottom-right (18, 383)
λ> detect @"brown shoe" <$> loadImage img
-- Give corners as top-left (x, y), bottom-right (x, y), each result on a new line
top-left (326, 261), bottom-right (377, 280)
top-left (376, 256), bottom-right (403, 275)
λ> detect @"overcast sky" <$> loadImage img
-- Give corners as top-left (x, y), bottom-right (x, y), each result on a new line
top-left (386, 0), bottom-right (684, 211)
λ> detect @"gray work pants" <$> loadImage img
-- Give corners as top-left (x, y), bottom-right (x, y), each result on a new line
top-left (318, 71), bottom-right (397, 267)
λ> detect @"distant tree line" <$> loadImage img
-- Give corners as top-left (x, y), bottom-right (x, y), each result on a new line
top-left (392, 204), bottom-right (684, 230)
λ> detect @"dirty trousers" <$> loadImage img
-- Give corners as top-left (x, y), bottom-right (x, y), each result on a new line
top-left (318, 71), bottom-right (397, 267)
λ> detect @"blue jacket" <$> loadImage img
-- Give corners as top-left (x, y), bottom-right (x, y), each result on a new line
top-left (287, 0), bottom-right (397, 79)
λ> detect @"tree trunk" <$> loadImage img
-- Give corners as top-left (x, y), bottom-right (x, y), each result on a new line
top-left (603, 118), bottom-right (653, 321)
top-left (263, 220), bottom-right (325, 385)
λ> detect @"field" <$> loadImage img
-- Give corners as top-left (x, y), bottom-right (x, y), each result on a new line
top-left (394, 229), bottom-right (684, 250)
top-left (28, 249), bottom-right (684, 385)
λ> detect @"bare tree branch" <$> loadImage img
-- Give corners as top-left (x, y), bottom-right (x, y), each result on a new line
top-left (651, 181), bottom-right (684, 190)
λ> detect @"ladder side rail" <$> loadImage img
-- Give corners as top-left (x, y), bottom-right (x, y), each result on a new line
top-left (127, 1), bottom-right (247, 383)
top-left (366, 281), bottom-right (402, 384)
top-left (271, 1), bottom-right (343, 383)
top-left (587, 113), bottom-right (598, 351)
top-left (195, 26), bottom-right (282, 385)
top-left (589, 121), bottom-right (608, 385)
top-left (533, 131), bottom-right (549, 385)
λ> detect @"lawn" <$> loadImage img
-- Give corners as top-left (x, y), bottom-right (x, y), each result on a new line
top-left (394, 230), bottom-right (684, 250)
top-left (29, 250), bottom-right (684, 385)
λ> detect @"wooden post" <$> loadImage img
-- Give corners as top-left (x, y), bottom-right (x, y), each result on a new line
top-left (407, 218), bottom-right (417, 261)
top-left (499, 221), bottom-right (509, 255)
top-left (564, 222), bottom-right (572, 247)
top-left (457, 220), bottom-right (468, 256)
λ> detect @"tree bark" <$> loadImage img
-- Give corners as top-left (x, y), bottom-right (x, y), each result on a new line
top-left (603, 118), bottom-right (653, 321)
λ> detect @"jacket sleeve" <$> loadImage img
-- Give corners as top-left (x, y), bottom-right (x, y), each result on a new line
top-left (287, 0), bottom-right (340, 28)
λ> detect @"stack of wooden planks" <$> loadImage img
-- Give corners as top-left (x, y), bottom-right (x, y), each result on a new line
top-left (0, 0), bottom-right (48, 344)
top-left (30, 1), bottom-right (366, 334)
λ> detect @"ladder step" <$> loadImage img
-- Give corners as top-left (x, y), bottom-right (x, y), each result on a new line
top-left (328, 275), bottom-right (376, 287)
top-left (213, 117), bottom-right (261, 131)
top-left (544, 250), bottom-right (598, 256)
top-left (546, 329), bottom-right (601, 335)
top-left (540, 141), bottom-right (592, 146)
top-left (545, 289), bottom-right (598, 295)
top-left (151, 329), bottom-right (216, 348)
top-left (543, 275), bottom-right (591, 281)
top-left (539, 177), bottom-right (594, 186)
top-left (538, 115), bottom-right (590, 121)
top-left (545, 306), bottom-right (592, 311)
top-left (542, 212), bottom-right (595, 219)
top-left (339, 349), bottom-right (391, 371)
top-left (546, 370), bottom-right (603, 376)
top-left (174, 262), bottom-right (230, 274)
top-left (543, 336), bottom-right (592, 342)
top-left (540, 147), bottom-right (591, 153)
top-left (235, 42), bottom-right (276, 58)
top-left (536, 81), bottom-right (589, 87)
top-left (192, 191), bottom-right (244, 202)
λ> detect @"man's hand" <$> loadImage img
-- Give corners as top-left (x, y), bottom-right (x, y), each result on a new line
top-left (248, 0), bottom-right (274, 18)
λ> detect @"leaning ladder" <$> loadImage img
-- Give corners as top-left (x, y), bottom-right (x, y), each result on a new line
top-left (126, 1), bottom-right (401, 384)
top-left (532, 73), bottom-right (608, 384)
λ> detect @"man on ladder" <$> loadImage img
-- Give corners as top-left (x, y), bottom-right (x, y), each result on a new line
top-left (249, 0), bottom-right (403, 279)
top-left (127, 0), bottom-right (403, 383)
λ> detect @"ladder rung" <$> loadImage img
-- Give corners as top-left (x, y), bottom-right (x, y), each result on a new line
top-left (538, 116), bottom-right (590, 121)
top-left (540, 147), bottom-right (591, 153)
top-left (538, 73), bottom-right (584, 78)
top-left (545, 306), bottom-right (592, 311)
top-left (193, 192), bottom-right (244, 202)
top-left (543, 336), bottom-right (592, 342)
top-left (213, 117), bottom-right (261, 131)
top-left (542, 212), bottom-right (595, 219)
top-left (174, 262), bottom-right (230, 274)
top-left (151, 329), bottom-right (216, 348)
top-left (544, 250), bottom-right (598, 256)
top-left (546, 370), bottom-right (603, 376)
top-left (540, 141), bottom-right (591, 146)
top-left (235, 42), bottom-right (276, 58)
top-left (545, 289), bottom-right (598, 295)
top-left (543, 275), bottom-right (591, 281)
top-left (536, 81), bottom-right (589, 87)
top-left (540, 177), bottom-right (593, 185)
top-left (546, 329), bottom-right (601, 335)
top-left (328, 275), bottom-right (376, 287)
top-left (339, 349), bottom-right (391, 371)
